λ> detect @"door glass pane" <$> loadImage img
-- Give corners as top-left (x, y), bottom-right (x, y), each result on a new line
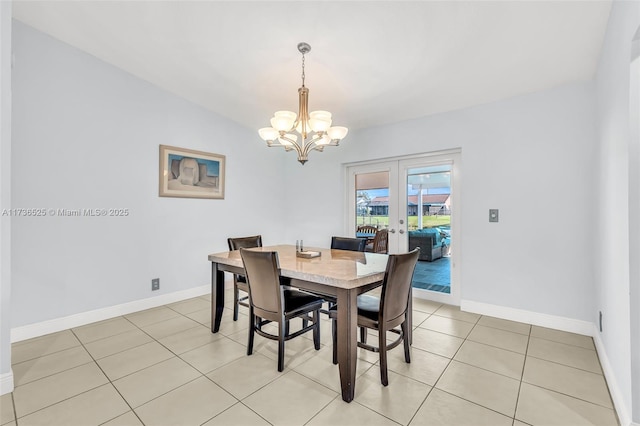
top-left (407, 165), bottom-right (451, 294)
top-left (355, 171), bottom-right (389, 231)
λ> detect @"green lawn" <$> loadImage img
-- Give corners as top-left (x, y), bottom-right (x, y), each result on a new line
top-left (357, 215), bottom-right (450, 230)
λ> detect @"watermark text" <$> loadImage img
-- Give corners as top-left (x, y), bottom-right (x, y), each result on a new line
top-left (2, 208), bottom-right (130, 217)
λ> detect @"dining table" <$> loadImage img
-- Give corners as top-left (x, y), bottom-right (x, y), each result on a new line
top-left (208, 244), bottom-right (390, 402)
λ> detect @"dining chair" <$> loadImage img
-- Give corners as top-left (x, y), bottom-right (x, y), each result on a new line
top-left (331, 236), bottom-right (367, 252)
top-left (371, 228), bottom-right (389, 253)
top-left (227, 235), bottom-right (262, 321)
top-left (321, 236), bottom-right (369, 314)
top-left (330, 248), bottom-right (420, 386)
top-left (240, 249), bottom-right (324, 372)
top-left (357, 225), bottom-right (378, 234)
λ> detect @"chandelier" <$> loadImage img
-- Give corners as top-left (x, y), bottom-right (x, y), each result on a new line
top-left (258, 42), bottom-right (348, 165)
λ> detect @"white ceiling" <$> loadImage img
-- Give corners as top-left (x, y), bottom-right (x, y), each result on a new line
top-left (12, 1), bottom-right (612, 131)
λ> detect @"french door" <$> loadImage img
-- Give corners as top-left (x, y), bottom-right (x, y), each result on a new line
top-left (346, 151), bottom-right (461, 305)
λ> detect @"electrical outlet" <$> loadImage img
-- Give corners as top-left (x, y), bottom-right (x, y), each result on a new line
top-left (489, 209), bottom-right (499, 222)
top-left (152, 278), bottom-right (160, 291)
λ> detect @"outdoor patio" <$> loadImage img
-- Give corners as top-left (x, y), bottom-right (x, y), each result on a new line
top-left (412, 255), bottom-right (450, 293)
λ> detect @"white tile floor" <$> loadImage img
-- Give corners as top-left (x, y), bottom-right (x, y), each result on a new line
top-left (1, 290), bottom-right (619, 426)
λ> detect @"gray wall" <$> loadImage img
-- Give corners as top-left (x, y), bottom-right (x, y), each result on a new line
top-left (594, 1), bottom-right (640, 423)
top-left (0, 0), bottom-right (12, 394)
top-left (10, 21), bottom-right (287, 327)
top-left (282, 81), bottom-right (599, 323)
top-left (632, 24), bottom-right (640, 426)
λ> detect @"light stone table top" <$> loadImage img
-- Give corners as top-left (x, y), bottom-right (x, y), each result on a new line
top-left (208, 244), bottom-right (389, 289)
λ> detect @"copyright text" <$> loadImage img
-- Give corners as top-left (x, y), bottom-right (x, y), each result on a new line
top-left (2, 208), bottom-right (130, 217)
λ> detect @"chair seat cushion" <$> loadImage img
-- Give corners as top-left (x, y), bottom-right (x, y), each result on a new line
top-left (284, 289), bottom-right (324, 314)
top-left (327, 294), bottom-right (381, 321)
top-left (356, 294), bottom-right (381, 321)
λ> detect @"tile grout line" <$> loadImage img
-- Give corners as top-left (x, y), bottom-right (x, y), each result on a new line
top-left (209, 363), bottom-right (323, 425)
top-left (408, 313), bottom-right (517, 424)
top-left (434, 387), bottom-right (519, 423)
top-left (449, 357), bottom-right (524, 383)
top-left (405, 344), bottom-right (441, 426)
top-left (407, 310), bottom-right (467, 425)
top-left (10, 392), bottom-right (17, 425)
top-left (468, 315), bottom-right (519, 423)
top-left (524, 353), bottom-right (605, 376)
top-left (11, 354), bottom-right (95, 388)
top-left (425, 307), bottom-right (614, 422)
top-left (511, 324), bottom-right (532, 424)
top-left (122, 306), bottom-right (281, 425)
top-left (68, 325), bottom-right (148, 426)
top-left (13, 372), bottom-right (111, 422)
top-left (117, 308), bottom-right (246, 420)
top-left (206, 342), bottom-right (316, 404)
top-left (518, 382), bottom-right (618, 412)
top-left (521, 330), bottom-right (617, 412)
top-left (80, 309), bottom-right (243, 425)
top-left (528, 330), bottom-right (597, 351)
top-left (212, 400), bottom-right (274, 426)
top-left (18, 310), bottom-right (216, 425)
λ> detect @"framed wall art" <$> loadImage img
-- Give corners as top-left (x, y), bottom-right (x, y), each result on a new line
top-left (159, 145), bottom-right (225, 199)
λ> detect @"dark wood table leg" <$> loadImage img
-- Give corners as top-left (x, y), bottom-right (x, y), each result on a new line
top-left (407, 287), bottom-right (413, 345)
top-left (336, 288), bottom-right (358, 402)
top-left (210, 262), bottom-right (225, 333)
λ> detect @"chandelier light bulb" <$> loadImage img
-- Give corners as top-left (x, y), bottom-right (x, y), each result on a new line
top-left (327, 126), bottom-right (348, 140)
top-left (309, 111), bottom-right (332, 133)
top-left (270, 111), bottom-right (296, 132)
top-left (274, 111), bottom-right (297, 121)
top-left (309, 111), bottom-right (332, 120)
top-left (316, 135), bottom-right (332, 145)
top-left (259, 127), bottom-right (279, 141)
top-left (309, 118), bottom-right (331, 133)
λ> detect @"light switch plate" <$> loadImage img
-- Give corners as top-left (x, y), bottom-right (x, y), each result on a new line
top-left (489, 209), bottom-right (499, 222)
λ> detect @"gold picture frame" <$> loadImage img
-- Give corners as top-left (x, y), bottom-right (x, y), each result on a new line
top-left (159, 145), bottom-right (225, 199)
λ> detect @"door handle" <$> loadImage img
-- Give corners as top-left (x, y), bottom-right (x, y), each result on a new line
top-left (389, 229), bottom-right (396, 233)
top-left (399, 229), bottom-right (405, 234)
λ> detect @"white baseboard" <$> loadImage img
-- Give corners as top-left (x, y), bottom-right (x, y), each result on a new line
top-left (461, 299), bottom-right (633, 426)
top-left (0, 370), bottom-right (13, 395)
top-left (461, 299), bottom-right (594, 336)
top-left (11, 285), bottom-right (211, 343)
top-left (593, 329), bottom-right (633, 426)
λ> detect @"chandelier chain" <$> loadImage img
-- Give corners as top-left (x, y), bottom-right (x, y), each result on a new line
top-left (301, 53), bottom-right (306, 87)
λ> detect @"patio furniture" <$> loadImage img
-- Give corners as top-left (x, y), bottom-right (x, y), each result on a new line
top-left (408, 228), bottom-right (443, 261)
top-left (370, 228), bottom-right (389, 253)
top-left (356, 225), bottom-right (378, 245)
top-left (357, 225), bottom-right (378, 234)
